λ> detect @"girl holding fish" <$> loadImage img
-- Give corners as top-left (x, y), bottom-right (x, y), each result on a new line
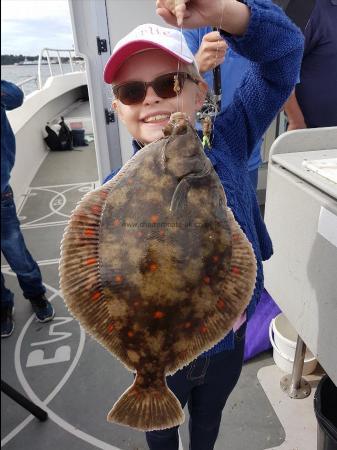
top-left (96, 0), bottom-right (303, 448)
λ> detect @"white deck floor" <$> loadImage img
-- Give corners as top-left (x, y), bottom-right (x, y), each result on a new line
top-left (258, 365), bottom-right (323, 450)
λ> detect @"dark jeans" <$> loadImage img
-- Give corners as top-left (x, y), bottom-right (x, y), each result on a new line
top-left (146, 324), bottom-right (246, 450)
top-left (1, 186), bottom-right (45, 307)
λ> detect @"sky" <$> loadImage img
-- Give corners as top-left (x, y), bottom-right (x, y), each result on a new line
top-left (1, 0), bottom-right (74, 56)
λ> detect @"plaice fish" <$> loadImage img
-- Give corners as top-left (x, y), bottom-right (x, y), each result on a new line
top-left (59, 112), bottom-right (257, 431)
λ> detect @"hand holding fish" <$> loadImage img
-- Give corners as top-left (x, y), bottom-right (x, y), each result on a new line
top-left (156, 0), bottom-right (251, 35)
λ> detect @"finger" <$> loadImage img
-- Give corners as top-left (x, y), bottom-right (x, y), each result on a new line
top-left (156, 0), bottom-right (168, 9)
top-left (156, 7), bottom-right (180, 26)
top-left (203, 41), bottom-right (228, 54)
top-left (202, 38), bottom-right (228, 50)
top-left (209, 54), bottom-right (226, 69)
top-left (203, 31), bottom-right (224, 42)
top-left (215, 55), bottom-right (226, 66)
top-left (156, 0), bottom-right (187, 26)
top-left (174, 0), bottom-right (187, 26)
top-left (201, 56), bottom-right (224, 72)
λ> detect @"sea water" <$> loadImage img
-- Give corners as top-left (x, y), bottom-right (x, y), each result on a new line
top-left (1, 63), bottom-right (80, 96)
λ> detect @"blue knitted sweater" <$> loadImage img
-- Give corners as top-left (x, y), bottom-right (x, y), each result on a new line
top-left (104, 0), bottom-right (304, 355)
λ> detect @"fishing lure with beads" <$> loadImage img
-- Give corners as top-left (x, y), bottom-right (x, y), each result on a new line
top-left (201, 116), bottom-right (212, 149)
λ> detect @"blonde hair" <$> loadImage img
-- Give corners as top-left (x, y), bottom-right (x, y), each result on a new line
top-left (180, 60), bottom-right (203, 82)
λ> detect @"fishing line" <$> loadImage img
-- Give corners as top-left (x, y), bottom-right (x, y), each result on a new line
top-left (176, 24), bottom-right (183, 113)
top-left (175, 0), bottom-right (184, 113)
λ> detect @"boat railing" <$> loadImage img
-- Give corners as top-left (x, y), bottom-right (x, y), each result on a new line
top-left (37, 48), bottom-right (85, 89)
top-left (17, 76), bottom-right (39, 95)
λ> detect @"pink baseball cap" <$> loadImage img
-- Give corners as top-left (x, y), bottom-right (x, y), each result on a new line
top-left (104, 23), bottom-right (197, 84)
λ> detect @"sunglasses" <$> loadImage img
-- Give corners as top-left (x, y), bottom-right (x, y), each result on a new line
top-left (112, 72), bottom-right (199, 105)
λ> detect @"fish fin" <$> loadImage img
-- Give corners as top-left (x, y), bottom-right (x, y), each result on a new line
top-left (107, 372), bottom-right (184, 431)
top-left (170, 159), bottom-right (213, 213)
top-left (59, 182), bottom-right (132, 367)
top-left (170, 178), bottom-right (190, 213)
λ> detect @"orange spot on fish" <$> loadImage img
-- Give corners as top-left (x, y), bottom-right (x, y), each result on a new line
top-left (100, 190), bottom-right (108, 199)
top-left (107, 324), bottom-right (114, 333)
top-left (232, 234), bottom-right (240, 241)
top-left (113, 218), bottom-right (120, 226)
top-left (85, 258), bottom-right (97, 266)
top-left (212, 255), bottom-right (219, 263)
top-left (84, 228), bottom-right (95, 237)
top-left (115, 275), bottom-right (123, 283)
top-left (203, 276), bottom-right (211, 284)
top-left (127, 178), bottom-right (133, 185)
top-left (217, 298), bottom-right (225, 310)
top-left (91, 291), bottom-right (101, 301)
top-left (91, 205), bottom-right (101, 215)
top-left (153, 311), bottom-right (165, 319)
top-left (149, 263), bottom-right (158, 272)
top-left (231, 266), bottom-right (240, 275)
top-left (127, 331), bottom-right (134, 337)
top-left (200, 325), bottom-right (208, 334)
top-left (150, 215), bottom-right (159, 224)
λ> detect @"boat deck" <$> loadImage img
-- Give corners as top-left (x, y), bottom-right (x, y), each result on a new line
top-left (1, 134), bottom-right (320, 449)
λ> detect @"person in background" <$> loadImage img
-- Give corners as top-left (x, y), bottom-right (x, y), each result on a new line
top-left (183, 28), bottom-right (263, 190)
top-left (1, 80), bottom-right (55, 338)
top-left (283, 0), bottom-right (337, 130)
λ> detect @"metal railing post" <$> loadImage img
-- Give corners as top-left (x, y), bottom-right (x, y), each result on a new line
top-left (68, 51), bottom-right (74, 72)
top-left (280, 335), bottom-right (311, 399)
top-left (57, 51), bottom-right (64, 74)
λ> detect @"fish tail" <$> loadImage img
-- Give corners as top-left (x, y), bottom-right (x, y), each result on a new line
top-left (107, 373), bottom-right (184, 431)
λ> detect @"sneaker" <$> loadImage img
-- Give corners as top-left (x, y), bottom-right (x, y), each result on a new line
top-left (1, 305), bottom-right (15, 338)
top-left (29, 295), bottom-right (55, 322)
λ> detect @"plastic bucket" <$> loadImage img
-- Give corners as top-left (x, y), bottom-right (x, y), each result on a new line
top-left (314, 375), bottom-right (337, 450)
top-left (269, 313), bottom-right (317, 375)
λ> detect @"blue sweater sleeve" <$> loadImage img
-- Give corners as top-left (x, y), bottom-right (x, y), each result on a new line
top-left (214, 0), bottom-right (304, 160)
top-left (182, 29), bottom-right (201, 55)
top-left (1, 80), bottom-right (24, 111)
top-left (103, 167), bottom-right (121, 184)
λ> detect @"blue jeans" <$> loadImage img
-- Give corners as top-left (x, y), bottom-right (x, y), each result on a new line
top-left (146, 324), bottom-right (246, 450)
top-left (1, 186), bottom-right (45, 307)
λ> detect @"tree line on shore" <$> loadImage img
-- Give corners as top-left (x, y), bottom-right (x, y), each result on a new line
top-left (1, 54), bottom-right (83, 65)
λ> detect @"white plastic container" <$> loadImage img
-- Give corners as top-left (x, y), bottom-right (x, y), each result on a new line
top-left (269, 313), bottom-right (317, 375)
